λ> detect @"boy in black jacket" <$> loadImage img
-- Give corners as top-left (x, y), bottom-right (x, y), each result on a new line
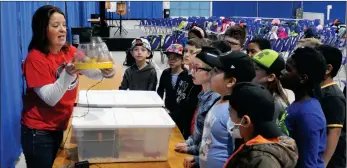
top-left (316, 45), bottom-right (346, 168)
top-left (157, 44), bottom-right (201, 139)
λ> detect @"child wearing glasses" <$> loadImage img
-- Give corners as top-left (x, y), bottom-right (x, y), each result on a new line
top-left (184, 47), bottom-right (256, 168)
top-left (183, 38), bottom-right (209, 72)
top-left (175, 41), bottom-right (231, 161)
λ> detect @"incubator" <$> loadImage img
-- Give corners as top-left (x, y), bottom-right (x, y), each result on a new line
top-left (73, 37), bottom-right (114, 70)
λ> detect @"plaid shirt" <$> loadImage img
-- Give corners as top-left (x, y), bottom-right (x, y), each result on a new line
top-left (185, 90), bottom-right (220, 155)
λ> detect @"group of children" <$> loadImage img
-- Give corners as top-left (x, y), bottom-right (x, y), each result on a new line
top-left (120, 25), bottom-right (346, 168)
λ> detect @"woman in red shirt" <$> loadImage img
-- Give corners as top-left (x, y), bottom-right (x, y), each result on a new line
top-left (21, 5), bottom-right (115, 168)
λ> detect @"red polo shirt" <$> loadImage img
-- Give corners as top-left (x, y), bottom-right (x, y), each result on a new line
top-left (22, 46), bottom-right (78, 131)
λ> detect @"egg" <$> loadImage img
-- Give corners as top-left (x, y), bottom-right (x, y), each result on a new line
top-left (97, 56), bottom-right (109, 62)
top-left (82, 57), bottom-right (91, 63)
top-left (90, 58), bottom-right (97, 63)
top-left (86, 50), bottom-right (96, 57)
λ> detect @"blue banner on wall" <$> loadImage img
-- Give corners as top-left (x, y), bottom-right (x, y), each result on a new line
top-left (212, 1), bottom-right (346, 23)
top-left (1, 2), bottom-right (24, 168)
top-left (258, 1), bottom-right (294, 18)
top-left (212, 1), bottom-right (257, 18)
top-left (0, 2), bottom-right (99, 167)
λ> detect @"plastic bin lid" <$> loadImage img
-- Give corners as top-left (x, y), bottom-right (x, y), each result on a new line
top-left (113, 108), bottom-right (175, 128)
top-left (72, 107), bottom-right (117, 130)
top-left (113, 90), bottom-right (164, 107)
top-left (72, 107), bottom-right (175, 130)
top-left (78, 90), bottom-right (117, 107)
top-left (77, 90), bottom-right (164, 108)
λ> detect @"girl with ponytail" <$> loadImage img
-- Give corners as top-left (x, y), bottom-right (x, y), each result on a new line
top-left (251, 49), bottom-right (289, 135)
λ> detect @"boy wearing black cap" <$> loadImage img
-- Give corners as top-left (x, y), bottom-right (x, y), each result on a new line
top-left (194, 47), bottom-right (255, 168)
top-left (280, 47), bottom-right (327, 168)
top-left (223, 83), bottom-right (298, 168)
top-left (119, 38), bottom-right (157, 91)
top-left (316, 45), bottom-right (346, 168)
top-left (178, 49), bottom-right (221, 166)
top-left (251, 49), bottom-right (290, 135)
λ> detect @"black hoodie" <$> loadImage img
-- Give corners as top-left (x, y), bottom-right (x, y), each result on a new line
top-left (119, 63), bottom-right (157, 91)
top-left (157, 68), bottom-right (201, 139)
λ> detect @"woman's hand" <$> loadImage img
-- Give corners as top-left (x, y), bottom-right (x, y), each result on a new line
top-left (65, 63), bottom-right (80, 76)
top-left (175, 143), bottom-right (188, 153)
top-left (183, 156), bottom-right (195, 168)
top-left (101, 56), bottom-right (116, 78)
top-left (101, 68), bottom-right (115, 78)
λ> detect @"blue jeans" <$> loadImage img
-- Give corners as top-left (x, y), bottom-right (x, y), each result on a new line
top-left (21, 124), bottom-right (63, 168)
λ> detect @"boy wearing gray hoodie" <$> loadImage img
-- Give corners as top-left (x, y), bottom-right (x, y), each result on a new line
top-left (119, 38), bottom-right (157, 91)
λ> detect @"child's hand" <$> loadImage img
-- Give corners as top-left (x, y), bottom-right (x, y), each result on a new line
top-left (175, 142), bottom-right (187, 148)
top-left (175, 143), bottom-right (188, 153)
top-left (183, 156), bottom-right (195, 168)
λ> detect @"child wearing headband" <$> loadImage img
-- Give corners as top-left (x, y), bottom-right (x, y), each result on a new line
top-left (188, 26), bottom-right (206, 40)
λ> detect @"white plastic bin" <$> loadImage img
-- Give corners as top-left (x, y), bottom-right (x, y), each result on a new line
top-left (77, 90), bottom-right (164, 108)
top-left (72, 107), bottom-right (175, 163)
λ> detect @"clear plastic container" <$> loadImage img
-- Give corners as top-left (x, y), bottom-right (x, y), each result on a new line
top-left (72, 107), bottom-right (175, 163)
top-left (73, 36), bottom-right (113, 70)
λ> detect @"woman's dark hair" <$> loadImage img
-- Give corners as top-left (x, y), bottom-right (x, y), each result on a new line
top-left (224, 25), bottom-right (247, 45)
top-left (291, 47), bottom-right (327, 99)
top-left (28, 5), bottom-right (69, 55)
